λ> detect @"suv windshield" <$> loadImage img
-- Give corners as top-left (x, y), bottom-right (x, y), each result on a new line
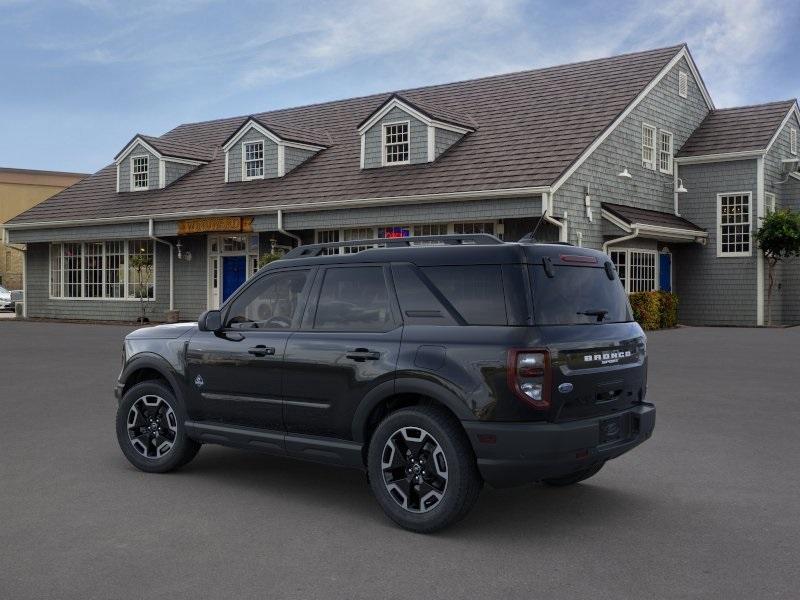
top-left (530, 264), bottom-right (632, 325)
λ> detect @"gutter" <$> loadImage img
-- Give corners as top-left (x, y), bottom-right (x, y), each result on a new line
top-left (602, 227), bottom-right (640, 255)
top-left (148, 219), bottom-right (174, 312)
top-left (541, 193), bottom-right (567, 242)
top-left (277, 209), bottom-right (302, 247)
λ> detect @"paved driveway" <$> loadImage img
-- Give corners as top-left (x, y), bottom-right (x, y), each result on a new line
top-left (1, 321), bottom-right (798, 599)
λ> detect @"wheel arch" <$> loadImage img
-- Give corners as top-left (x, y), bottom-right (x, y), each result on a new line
top-left (120, 353), bottom-right (184, 399)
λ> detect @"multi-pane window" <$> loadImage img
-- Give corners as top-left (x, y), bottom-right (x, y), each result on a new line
top-left (413, 224), bottom-right (448, 237)
top-left (342, 227), bottom-right (374, 254)
top-left (791, 127), bottom-right (797, 155)
top-left (49, 240), bottom-right (154, 299)
top-left (678, 70), bottom-right (688, 98)
top-left (454, 222), bottom-right (495, 235)
top-left (610, 249), bottom-right (656, 293)
top-left (766, 192), bottom-right (777, 214)
top-left (642, 124), bottom-right (656, 170)
top-left (244, 141), bottom-right (264, 178)
top-left (718, 193), bottom-right (752, 256)
top-left (383, 122), bottom-right (410, 165)
top-left (316, 229), bottom-right (341, 255)
top-left (132, 156), bottom-right (149, 189)
top-left (659, 131), bottom-right (674, 174)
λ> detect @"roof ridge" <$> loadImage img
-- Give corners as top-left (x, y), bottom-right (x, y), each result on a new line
top-left (711, 99), bottom-right (797, 112)
top-left (166, 44), bottom-right (686, 133)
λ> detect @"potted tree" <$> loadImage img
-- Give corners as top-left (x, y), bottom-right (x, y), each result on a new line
top-left (129, 251), bottom-right (154, 323)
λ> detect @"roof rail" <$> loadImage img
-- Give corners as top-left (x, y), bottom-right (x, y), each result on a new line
top-left (283, 233), bottom-right (503, 259)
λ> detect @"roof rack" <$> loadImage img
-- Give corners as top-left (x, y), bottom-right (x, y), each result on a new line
top-left (283, 233), bottom-right (503, 259)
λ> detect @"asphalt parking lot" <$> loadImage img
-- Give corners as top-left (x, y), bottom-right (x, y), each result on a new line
top-left (1, 321), bottom-right (799, 599)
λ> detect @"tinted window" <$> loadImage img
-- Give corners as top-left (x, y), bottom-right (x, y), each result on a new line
top-left (227, 270), bottom-right (310, 329)
top-left (422, 265), bottom-right (507, 325)
top-left (314, 267), bottom-right (393, 331)
top-left (530, 265), bottom-right (632, 325)
top-left (391, 265), bottom-right (457, 325)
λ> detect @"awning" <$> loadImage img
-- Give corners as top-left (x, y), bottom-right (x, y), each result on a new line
top-left (601, 202), bottom-right (708, 243)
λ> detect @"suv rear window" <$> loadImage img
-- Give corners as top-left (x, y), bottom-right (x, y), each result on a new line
top-left (422, 265), bottom-right (507, 325)
top-left (530, 265), bottom-right (632, 325)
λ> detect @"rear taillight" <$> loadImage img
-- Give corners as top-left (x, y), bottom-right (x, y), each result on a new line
top-left (508, 349), bottom-right (551, 410)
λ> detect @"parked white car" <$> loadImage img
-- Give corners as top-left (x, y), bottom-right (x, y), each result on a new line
top-left (0, 285), bottom-right (16, 311)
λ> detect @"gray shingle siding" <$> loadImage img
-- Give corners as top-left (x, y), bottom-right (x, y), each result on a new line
top-left (673, 160), bottom-right (758, 326)
top-left (227, 128), bottom-right (279, 182)
top-left (9, 223), bottom-right (151, 244)
top-left (118, 143), bottom-right (159, 192)
top-left (284, 146), bottom-right (316, 174)
top-left (434, 128), bottom-right (463, 159)
top-left (164, 160), bottom-right (195, 187)
top-left (363, 107), bottom-right (427, 168)
top-left (554, 58), bottom-right (709, 250)
top-left (25, 239), bottom-right (208, 322)
top-left (765, 110), bottom-right (800, 324)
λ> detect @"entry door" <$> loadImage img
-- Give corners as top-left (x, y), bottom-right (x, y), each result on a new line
top-left (659, 253), bottom-right (672, 292)
top-left (222, 255), bottom-right (247, 302)
top-left (185, 268), bottom-right (314, 430)
top-left (283, 265), bottom-right (402, 439)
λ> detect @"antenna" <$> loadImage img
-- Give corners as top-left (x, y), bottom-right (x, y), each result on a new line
top-left (519, 215), bottom-right (546, 243)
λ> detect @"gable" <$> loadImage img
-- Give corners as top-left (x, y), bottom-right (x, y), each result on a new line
top-left (117, 142), bottom-right (159, 192)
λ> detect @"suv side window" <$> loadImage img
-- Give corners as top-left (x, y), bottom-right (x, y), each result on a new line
top-left (313, 266), bottom-right (394, 331)
top-left (421, 265), bottom-right (507, 325)
top-left (226, 269), bottom-right (311, 329)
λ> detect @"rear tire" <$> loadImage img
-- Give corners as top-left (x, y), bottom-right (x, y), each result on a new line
top-left (367, 406), bottom-right (482, 533)
top-left (116, 380), bottom-right (200, 473)
top-left (542, 462), bottom-right (604, 487)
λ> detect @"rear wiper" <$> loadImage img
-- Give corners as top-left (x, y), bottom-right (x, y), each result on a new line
top-left (577, 309), bottom-right (609, 322)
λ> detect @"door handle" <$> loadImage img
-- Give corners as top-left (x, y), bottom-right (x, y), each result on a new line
top-left (248, 345), bottom-right (276, 357)
top-left (346, 348), bottom-right (381, 362)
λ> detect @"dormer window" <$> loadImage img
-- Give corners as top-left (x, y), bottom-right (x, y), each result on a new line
top-left (383, 122), bottom-right (410, 165)
top-left (132, 156), bottom-right (149, 190)
top-left (243, 141), bottom-right (265, 179)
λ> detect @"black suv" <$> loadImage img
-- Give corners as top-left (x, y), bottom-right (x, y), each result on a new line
top-left (114, 234), bottom-right (654, 532)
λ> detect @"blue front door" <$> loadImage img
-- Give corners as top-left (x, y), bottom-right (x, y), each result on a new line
top-left (222, 256), bottom-right (247, 302)
top-left (659, 253), bottom-right (672, 292)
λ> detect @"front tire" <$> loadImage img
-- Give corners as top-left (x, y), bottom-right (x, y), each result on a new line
top-left (367, 406), bottom-right (482, 533)
top-left (116, 380), bottom-right (200, 473)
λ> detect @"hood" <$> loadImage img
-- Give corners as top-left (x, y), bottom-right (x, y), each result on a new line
top-left (126, 322), bottom-right (197, 340)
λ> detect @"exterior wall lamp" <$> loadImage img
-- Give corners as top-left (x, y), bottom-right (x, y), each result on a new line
top-left (675, 178), bottom-right (688, 193)
top-left (617, 166), bottom-right (632, 179)
top-left (175, 240), bottom-right (192, 262)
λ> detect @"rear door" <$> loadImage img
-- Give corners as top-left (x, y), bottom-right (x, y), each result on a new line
top-left (282, 264), bottom-right (402, 439)
top-left (185, 267), bottom-right (314, 431)
top-left (529, 260), bottom-right (647, 424)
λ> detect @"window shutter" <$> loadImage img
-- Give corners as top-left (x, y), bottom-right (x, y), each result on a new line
top-left (678, 71), bottom-right (688, 99)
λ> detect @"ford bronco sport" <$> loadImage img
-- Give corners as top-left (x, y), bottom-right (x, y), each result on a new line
top-left (114, 234), bottom-right (654, 532)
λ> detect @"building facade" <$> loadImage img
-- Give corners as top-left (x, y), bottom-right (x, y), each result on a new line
top-left (5, 45), bottom-right (800, 326)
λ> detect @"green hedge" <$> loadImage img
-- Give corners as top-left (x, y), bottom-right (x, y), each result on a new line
top-left (629, 291), bottom-right (679, 330)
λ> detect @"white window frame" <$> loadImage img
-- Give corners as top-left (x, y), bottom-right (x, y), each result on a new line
top-left (659, 130), bottom-right (674, 174)
top-left (790, 127), bottom-right (797, 155)
top-left (242, 140), bottom-right (265, 180)
top-left (766, 192), bottom-right (776, 213)
top-left (382, 120), bottom-right (411, 166)
top-left (48, 240), bottom-right (156, 301)
top-left (609, 248), bottom-right (659, 294)
top-left (130, 155), bottom-right (149, 190)
top-left (642, 123), bottom-right (656, 170)
top-left (678, 70), bottom-right (688, 99)
top-left (716, 192), bottom-right (753, 257)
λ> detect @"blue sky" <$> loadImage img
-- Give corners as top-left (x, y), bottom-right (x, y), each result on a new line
top-left (1, 0), bottom-right (798, 173)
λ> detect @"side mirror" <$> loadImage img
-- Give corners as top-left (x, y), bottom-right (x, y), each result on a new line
top-left (198, 309), bottom-right (222, 332)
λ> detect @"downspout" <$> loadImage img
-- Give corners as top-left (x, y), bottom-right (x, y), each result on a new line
top-left (602, 227), bottom-right (640, 255)
top-left (673, 164), bottom-right (681, 216)
top-left (277, 209), bottom-right (302, 247)
top-left (541, 193), bottom-right (567, 242)
top-left (148, 219), bottom-right (174, 312)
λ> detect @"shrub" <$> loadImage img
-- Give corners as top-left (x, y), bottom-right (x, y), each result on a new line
top-left (658, 291), bottom-right (679, 329)
top-left (629, 291), bottom-right (661, 330)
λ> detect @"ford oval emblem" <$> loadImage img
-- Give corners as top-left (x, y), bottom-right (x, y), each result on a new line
top-left (558, 382), bottom-right (574, 394)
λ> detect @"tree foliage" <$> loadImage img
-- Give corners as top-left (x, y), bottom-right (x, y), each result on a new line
top-left (755, 208), bottom-right (800, 325)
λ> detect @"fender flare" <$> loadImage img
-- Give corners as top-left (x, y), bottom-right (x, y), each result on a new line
top-left (119, 353), bottom-right (185, 400)
top-left (351, 376), bottom-right (474, 443)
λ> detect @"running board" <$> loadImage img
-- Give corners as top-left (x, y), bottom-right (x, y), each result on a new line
top-left (184, 421), bottom-right (364, 469)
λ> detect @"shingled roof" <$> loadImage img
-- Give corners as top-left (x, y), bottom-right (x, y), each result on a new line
top-left (11, 44), bottom-right (687, 226)
top-left (603, 202), bottom-right (705, 232)
top-left (678, 100), bottom-right (797, 157)
top-left (114, 134), bottom-right (216, 162)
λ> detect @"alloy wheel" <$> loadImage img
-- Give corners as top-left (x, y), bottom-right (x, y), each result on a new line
top-left (126, 394), bottom-right (178, 459)
top-left (381, 426), bottom-right (448, 513)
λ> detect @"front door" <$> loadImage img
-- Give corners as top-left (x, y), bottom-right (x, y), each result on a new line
top-left (222, 255), bottom-right (247, 302)
top-left (283, 265), bottom-right (402, 439)
top-left (659, 252), bottom-right (672, 292)
top-left (186, 267), bottom-right (314, 431)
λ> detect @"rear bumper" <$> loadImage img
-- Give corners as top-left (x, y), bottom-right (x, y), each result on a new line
top-left (463, 403), bottom-right (655, 488)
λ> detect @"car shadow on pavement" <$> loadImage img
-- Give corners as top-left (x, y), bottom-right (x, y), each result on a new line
top-left (133, 444), bottom-right (656, 537)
